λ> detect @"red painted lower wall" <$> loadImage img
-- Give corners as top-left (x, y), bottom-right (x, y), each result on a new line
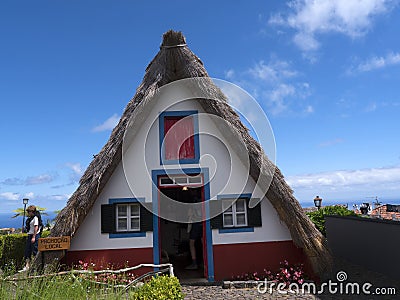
top-left (63, 242), bottom-right (313, 282)
top-left (213, 240), bottom-right (312, 281)
top-left (63, 248), bottom-right (153, 275)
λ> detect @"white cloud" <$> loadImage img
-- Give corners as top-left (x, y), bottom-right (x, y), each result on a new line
top-left (1, 178), bottom-right (23, 185)
top-left (249, 60), bottom-right (298, 83)
top-left (92, 114), bottom-right (120, 132)
top-left (66, 162), bottom-right (84, 184)
top-left (267, 83), bottom-right (295, 114)
top-left (0, 192), bottom-right (20, 200)
top-left (48, 194), bottom-right (70, 201)
top-left (1, 174), bottom-right (55, 186)
top-left (365, 102), bottom-right (377, 112)
top-left (225, 69), bottom-right (235, 80)
top-left (15, 192), bottom-right (68, 202)
top-left (270, 0), bottom-right (396, 52)
top-left (25, 174), bottom-right (54, 185)
top-left (318, 138), bottom-right (344, 147)
top-left (24, 192), bottom-right (35, 199)
top-left (23, 192), bottom-right (69, 203)
top-left (349, 52), bottom-right (400, 73)
top-left (304, 105), bottom-right (314, 114)
top-left (66, 163), bottom-right (83, 176)
top-left (240, 59), bottom-right (313, 115)
top-left (287, 166), bottom-right (400, 191)
top-left (293, 31), bottom-right (320, 52)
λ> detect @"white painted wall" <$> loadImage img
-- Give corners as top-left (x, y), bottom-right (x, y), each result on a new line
top-left (211, 177), bottom-right (292, 245)
top-left (70, 81), bottom-right (291, 251)
top-left (69, 163), bottom-right (153, 251)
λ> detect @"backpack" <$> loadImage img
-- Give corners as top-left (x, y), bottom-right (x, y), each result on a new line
top-left (25, 210), bottom-right (44, 233)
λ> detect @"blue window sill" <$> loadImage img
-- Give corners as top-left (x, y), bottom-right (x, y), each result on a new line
top-left (218, 227), bottom-right (254, 234)
top-left (161, 158), bottom-right (199, 165)
top-left (109, 232), bottom-right (146, 239)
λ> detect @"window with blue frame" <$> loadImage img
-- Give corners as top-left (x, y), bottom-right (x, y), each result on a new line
top-left (210, 194), bottom-right (262, 231)
top-left (159, 111), bottom-right (199, 164)
top-left (101, 199), bottom-right (153, 237)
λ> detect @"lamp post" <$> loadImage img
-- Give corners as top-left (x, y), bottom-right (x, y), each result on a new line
top-left (314, 196), bottom-right (322, 210)
top-left (22, 198), bottom-right (29, 232)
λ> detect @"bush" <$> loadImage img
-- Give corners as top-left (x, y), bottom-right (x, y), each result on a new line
top-left (306, 205), bottom-right (357, 236)
top-left (0, 230), bottom-right (50, 270)
top-left (132, 275), bottom-right (184, 300)
top-left (0, 233), bottom-right (26, 270)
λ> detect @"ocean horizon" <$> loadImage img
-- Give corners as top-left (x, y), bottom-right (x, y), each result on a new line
top-left (300, 198), bottom-right (400, 209)
top-left (0, 212), bottom-right (58, 229)
top-left (1, 198), bottom-right (398, 229)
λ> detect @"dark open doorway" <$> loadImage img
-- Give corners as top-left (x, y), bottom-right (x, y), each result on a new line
top-left (158, 185), bottom-right (205, 280)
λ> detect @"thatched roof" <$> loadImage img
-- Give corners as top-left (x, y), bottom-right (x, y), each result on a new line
top-left (39, 30), bottom-right (332, 276)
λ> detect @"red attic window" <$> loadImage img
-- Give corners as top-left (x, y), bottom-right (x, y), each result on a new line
top-left (163, 116), bottom-right (195, 160)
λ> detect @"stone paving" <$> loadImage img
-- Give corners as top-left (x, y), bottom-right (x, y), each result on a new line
top-left (180, 257), bottom-right (400, 300)
top-left (182, 285), bottom-right (316, 299)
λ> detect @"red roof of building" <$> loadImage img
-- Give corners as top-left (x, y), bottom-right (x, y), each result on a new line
top-left (368, 204), bottom-right (400, 221)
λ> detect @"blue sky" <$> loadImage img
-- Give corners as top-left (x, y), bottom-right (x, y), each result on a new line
top-left (1, 0), bottom-right (400, 214)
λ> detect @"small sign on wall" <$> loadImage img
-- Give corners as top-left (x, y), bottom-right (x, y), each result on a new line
top-left (38, 236), bottom-right (71, 251)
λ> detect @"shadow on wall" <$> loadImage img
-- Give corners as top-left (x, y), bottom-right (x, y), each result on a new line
top-left (325, 215), bottom-right (400, 280)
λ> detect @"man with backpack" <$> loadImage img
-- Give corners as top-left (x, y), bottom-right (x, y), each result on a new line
top-left (23, 205), bottom-right (43, 271)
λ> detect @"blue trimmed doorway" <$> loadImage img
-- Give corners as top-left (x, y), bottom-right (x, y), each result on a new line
top-left (151, 168), bottom-right (214, 282)
top-left (159, 186), bottom-right (204, 280)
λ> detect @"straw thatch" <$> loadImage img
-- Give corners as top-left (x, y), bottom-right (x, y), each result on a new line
top-left (37, 30), bottom-right (332, 276)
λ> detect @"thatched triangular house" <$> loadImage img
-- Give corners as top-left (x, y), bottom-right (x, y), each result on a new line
top-left (41, 30), bottom-right (331, 281)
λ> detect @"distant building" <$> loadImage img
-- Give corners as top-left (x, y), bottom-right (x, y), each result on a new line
top-left (0, 227), bottom-right (15, 234)
top-left (370, 204), bottom-right (400, 221)
top-left (302, 207), bottom-right (318, 213)
top-left (353, 203), bottom-right (400, 221)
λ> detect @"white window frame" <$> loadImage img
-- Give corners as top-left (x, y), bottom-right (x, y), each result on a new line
top-left (222, 198), bottom-right (248, 228)
top-left (116, 203), bottom-right (140, 232)
top-left (158, 175), bottom-right (203, 187)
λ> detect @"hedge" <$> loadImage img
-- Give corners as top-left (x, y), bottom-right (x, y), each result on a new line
top-left (306, 205), bottom-right (357, 236)
top-left (0, 230), bottom-right (50, 270)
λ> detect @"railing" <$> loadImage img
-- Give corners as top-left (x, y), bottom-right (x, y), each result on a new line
top-left (4, 263), bottom-right (175, 296)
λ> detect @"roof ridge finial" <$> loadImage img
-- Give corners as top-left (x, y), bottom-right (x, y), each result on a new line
top-left (161, 30), bottom-right (187, 49)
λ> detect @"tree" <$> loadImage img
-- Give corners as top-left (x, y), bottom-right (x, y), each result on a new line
top-left (11, 206), bottom-right (48, 218)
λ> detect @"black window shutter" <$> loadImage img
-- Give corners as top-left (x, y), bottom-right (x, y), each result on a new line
top-left (209, 200), bottom-right (223, 229)
top-left (101, 204), bottom-right (115, 233)
top-left (140, 202), bottom-right (153, 232)
top-left (247, 198), bottom-right (262, 227)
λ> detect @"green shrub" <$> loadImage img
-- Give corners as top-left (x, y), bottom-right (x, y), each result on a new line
top-left (132, 275), bottom-right (184, 300)
top-left (0, 233), bottom-right (26, 270)
top-left (0, 230), bottom-right (50, 270)
top-left (306, 205), bottom-right (357, 236)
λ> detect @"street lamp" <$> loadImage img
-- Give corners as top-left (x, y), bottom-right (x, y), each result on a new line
top-left (22, 198), bottom-right (29, 232)
top-left (314, 196), bottom-right (322, 210)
